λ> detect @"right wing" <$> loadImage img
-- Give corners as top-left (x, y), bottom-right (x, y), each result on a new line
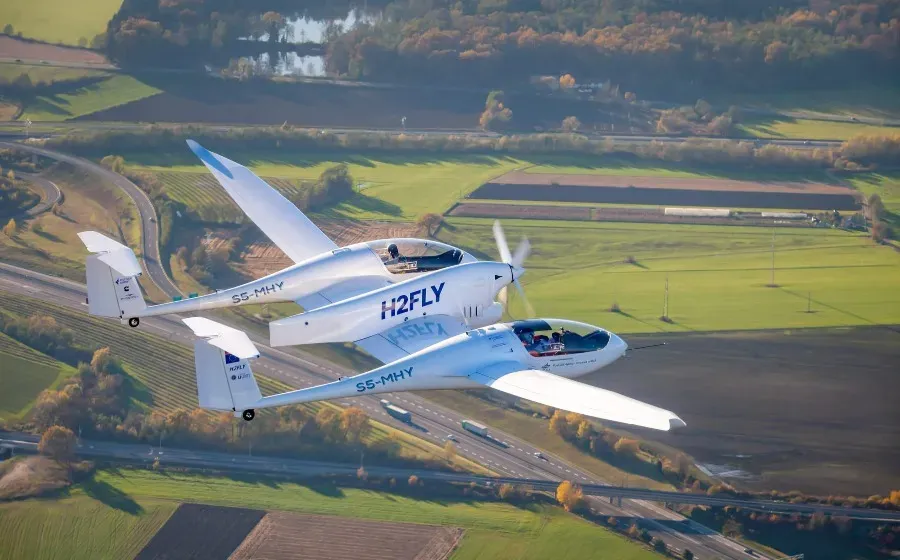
top-left (471, 363), bottom-right (686, 431)
top-left (186, 140), bottom-right (338, 264)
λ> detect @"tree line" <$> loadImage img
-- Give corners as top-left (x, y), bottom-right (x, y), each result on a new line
top-left (324, 0), bottom-right (900, 94)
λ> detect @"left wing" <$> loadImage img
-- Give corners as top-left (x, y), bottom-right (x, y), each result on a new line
top-left (187, 140), bottom-right (338, 264)
top-left (471, 363), bottom-right (686, 431)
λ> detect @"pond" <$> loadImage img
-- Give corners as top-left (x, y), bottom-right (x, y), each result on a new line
top-left (242, 9), bottom-right (380, 77)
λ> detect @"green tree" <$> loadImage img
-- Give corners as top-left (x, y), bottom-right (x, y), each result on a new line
top-left (683, 549), bottom-right (694, 560)
top-left (2, 24), bottom-right (14, 35)
top-left (652, 537), bottom-right (667, 552)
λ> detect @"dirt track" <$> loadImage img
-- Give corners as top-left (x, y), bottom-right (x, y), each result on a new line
top-left (230, 511), bottom-right (463, 560)
top-left (584, 326), bottom-right (900, 496)
top-left (472, 171), bottom-right (861, 210)
top-left (0, 36), bottom-right (108, 65)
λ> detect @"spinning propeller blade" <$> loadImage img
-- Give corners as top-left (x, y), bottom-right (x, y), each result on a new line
top-left (493, 220), bottom-right (535, 318)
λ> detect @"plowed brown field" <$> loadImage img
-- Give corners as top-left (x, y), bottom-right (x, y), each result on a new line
top-left (230, 511), bottom-right (463, 560)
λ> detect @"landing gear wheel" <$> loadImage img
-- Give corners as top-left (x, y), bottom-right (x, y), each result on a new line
top-left (128, 317), bottom-right (140, 328)
top-left (242, 409), bottom-right (255, 422)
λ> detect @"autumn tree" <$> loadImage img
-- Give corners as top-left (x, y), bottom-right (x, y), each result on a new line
top-left (556, 480), bottom-right (585, 512)
top-left (479, 90), bottom-right (513, 131)
top-left (613, 437), bottom-right (640, 457)
top-left (38, 425), bottom-right (76, 464)
top-left (340, 406), bottom-right (371, 443)
top-left (408, 474), bottom-right (420, 487)
top-left (357, 466), bottom-right (368, 481)
top-left (561, 116), bottom-right (581, 133)
top-left (315, 407), bottom-right (344, 442)
top-left (417, 213), bottom-right (443, 236)
top-left (3, 218), bottom-right (17, 237)
top-left (868, 193), bottom-right (885, 221)
top-left (559, 74), bottom-right (576, 89)
top-left (498, 483), bottom-right (518, 501)
top-left (443, 440), bottom-right (458, 461)
top-left (100, 155), bottom-right (125, 174)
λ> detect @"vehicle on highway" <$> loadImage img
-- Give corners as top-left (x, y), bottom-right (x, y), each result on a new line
top-left (78, 141), bottom-right (534, 345)
top-left (462, 420), bottom-right (488, 437)
top-left (445, 434), bottom-right (458, 442)
top-left (379, 399), bottom-right (412, 423)
top-left (182, 315), bottom-right (686, 432)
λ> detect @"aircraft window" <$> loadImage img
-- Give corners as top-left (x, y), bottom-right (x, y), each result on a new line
top-left (510, 319), bottom-right (610, 356)
top-left (367, 239), bottom-right (465, 275)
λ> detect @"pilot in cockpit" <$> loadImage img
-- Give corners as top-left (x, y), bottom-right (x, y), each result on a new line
top-left (387, 243), bottom-right (400, 260)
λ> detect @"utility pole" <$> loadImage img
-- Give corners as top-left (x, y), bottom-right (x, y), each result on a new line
top-left (663, 276), bottom-right (669, 319)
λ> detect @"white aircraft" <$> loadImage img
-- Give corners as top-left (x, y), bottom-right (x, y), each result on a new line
top-left (184, 315), bottom-right (685, 432)
top-left (78, 140), bottom-right (532, 337)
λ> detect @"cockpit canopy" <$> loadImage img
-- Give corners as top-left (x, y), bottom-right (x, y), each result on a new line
top-left (508, 319), bottom-right (612, 356)
top-left (366, 238), bottom-right (472, 275)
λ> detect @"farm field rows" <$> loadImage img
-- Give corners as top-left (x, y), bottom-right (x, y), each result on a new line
top-left (438, 218), bottom-right (900, 333)
top-left (132, 152), bottom-right (523, 221)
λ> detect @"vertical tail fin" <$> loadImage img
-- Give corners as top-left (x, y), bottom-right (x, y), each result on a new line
top-left (183, 317), bottom-right (262, 412)
top-left (78, 231), bottom-right (146, 319)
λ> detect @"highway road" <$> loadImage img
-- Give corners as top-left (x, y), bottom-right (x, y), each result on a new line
top-left (0, 119), bottom-right (843, 148)
top-left (5, 431), bottom-right (897, 523)
top-left (0, 141), bottom-right (181, 299)
top-left (0, 262), bottom-right (769, 560)
top-left (19, 172), bottom-right (61, 217)
top-left (0, 140), bottom-right (769, 559)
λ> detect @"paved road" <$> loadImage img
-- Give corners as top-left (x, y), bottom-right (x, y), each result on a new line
top-left (19, 172), bottom-right (61, 216)
top-left (0, 262), bottom-right (771, 559)
top-left (0, 141), bottom-right (181, 299)
top-left (0, 120), bottom-right (843, 148)
top-left (5, 431), bottom-right (897, 524)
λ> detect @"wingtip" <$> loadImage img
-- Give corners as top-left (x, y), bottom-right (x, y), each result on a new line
top-left (668, 417), bottom-right (687, 431)
top-left (186, 139), bottom-right (233, 179)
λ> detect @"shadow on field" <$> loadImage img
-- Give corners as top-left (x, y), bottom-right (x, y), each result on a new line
top-left (82, 476), bottom-right (144, 514)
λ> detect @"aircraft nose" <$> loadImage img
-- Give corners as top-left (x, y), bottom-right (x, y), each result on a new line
top-left (511, 265), bottom-right (525, 282)
top-left (609, 333), bottom-right (627, 357)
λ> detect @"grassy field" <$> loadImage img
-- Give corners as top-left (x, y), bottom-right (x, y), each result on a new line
top-left (0, 0), bottom-right (123, 46)
top-left (714, 87), bottom-right (900, 121)
top-left (0, 162), bottom-right (141, 282)
top-left (738, 117), bottom-right (900, 140)
top-left (0, 494), bottom-right (176, 560)
top-left (131, 152), bottom-right (523, 222)
top-left (438, 217), bottom-right (900, 333)
top-left (20, 74), bottom-right (160, 121)
top-left (849, 173), bottom-right (900, 212)
top-left (90, 469), bottom-right (658, 560)
top-left (0, 333), bottom-right (74, 419)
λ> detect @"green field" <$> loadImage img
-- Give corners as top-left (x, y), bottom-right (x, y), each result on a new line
top-left (0, 333), bottom-right (74, 419)
top-left (0, 0), bottom-right (123, 46)
top-left (849, 173), bottom-right (900, 213)
top-left (714, 87), bottom-right (900, 121)
top-left (438, 218), bottom-right (900, 333)
top-left (20, 74), bottom-right (160, 121)
top-left (37, 469), bottom-right (657, 560)
top-left (132, 152), bottom-right (523, 221)
top-left (739, 117), bottom-right (900, 140)
top-left (0, 493), bottom-right (176, 560)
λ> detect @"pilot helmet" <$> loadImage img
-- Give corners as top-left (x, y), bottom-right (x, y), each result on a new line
top-left (387, 243), bottom-right (399, 258)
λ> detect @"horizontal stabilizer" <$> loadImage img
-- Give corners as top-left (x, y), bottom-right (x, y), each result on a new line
top-left (182, 317), bottom-right (260, 359)
top-left (472, 364), bottom-right (686, 432)
top-left (78, 231), bottom-right (142, 277)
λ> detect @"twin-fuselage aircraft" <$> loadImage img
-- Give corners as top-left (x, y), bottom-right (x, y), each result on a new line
top-left (79, 140), bottom-right (685, 432)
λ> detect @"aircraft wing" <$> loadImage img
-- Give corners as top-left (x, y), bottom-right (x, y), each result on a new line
top-left (355, 315), bottom-right (469, 364)
top-left (186, 140), bottom-right (338, 264)
top-left (77, 231), bottom-right (142, 277)
top-left (470, 363), bottom-right (686, 431)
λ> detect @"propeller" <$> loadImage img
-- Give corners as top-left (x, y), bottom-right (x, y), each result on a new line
top-left (492, 220), bottom-right (535, 318)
